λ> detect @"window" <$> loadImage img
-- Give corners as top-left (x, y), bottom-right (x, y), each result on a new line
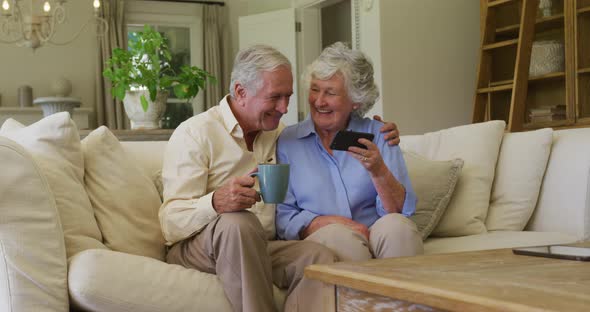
top-left (126, 0), bottom-right (203, 128)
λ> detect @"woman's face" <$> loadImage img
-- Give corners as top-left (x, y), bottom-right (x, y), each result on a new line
top-left (308, 73), bottom-right (359, 134)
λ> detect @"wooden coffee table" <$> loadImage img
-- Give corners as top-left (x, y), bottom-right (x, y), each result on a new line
top-left (305, 243), bottom-right (590, 311)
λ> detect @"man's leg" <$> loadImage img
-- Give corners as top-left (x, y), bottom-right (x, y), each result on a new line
top-left (167, 211), bottom-right (275, 312)
top-left (268, 240), bottom-right (336, 312)
top-left (369, 213), bottom-right (423, 258)
top-left (304, 224), bottom-right (372, 261)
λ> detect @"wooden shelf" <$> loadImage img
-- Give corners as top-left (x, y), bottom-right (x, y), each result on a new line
top-left (523, 119), bottom-right (571, 130)
top-left (529, 71), bottom-right (566, 82)
top-left (496, 14), bottom-right (564, 36)
top-left (487, 72), bottom-right (565, 88)
top-left (578, 6), bottom-right (590, 14)
top-left (489, 79), bottom-right (514, 87)
top-left (578, 67), bottom-right (590, 74)
top-left (78, 129), bottom-right (174, 141)
top-left (477, 84), bottom-right (513, 94)
top-left (483, 39), bottom-right (519, 50)
top-left (488, 0), bottom-right (516, 8)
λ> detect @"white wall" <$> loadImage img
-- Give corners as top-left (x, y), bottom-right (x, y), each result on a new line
top-left (236, 0), bottom-right (480, 135)
top-left (378, 0), bottom-right (480, 134)
top-left (0, 0), bottom-right (97, 110)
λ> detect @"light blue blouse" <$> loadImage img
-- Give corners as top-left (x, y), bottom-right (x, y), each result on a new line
top-left (276, 116), bottom-right (417, 241)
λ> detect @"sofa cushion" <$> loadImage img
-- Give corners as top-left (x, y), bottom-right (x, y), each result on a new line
top-left (82, 127), bottom-right (166, 260)
top-left (486, 128), bottom-right (553, 231)
top-left (404, 151), bottom-right (464, 240)
top-left (400, 120), bottom-right (506, 237)
top-left (527, 128), bottom-right (590, 241)
top-left (0, 136), bottom-right (68, 312)
top-left (68, 249), bottom-right (287, 312)
top-left (424, 231), bottom-right (578, 255)
top-left (0, 113), bottom-right (106, 258)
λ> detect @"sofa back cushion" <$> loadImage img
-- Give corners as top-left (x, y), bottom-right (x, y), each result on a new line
top-left (526, 128), bottom-right (590, 241)
top-left (82, 127), bottom-right (166, 260)
top-left (0, 113), bottom-right (106, 258)
top-left (400, 120), bottom-right (505, 237)
top-left (0, 136), bottom-right (68, 311)
top-left (486, 128), bottom-right (553, 231)
top-left (403, 151), bottom-right (464, 240)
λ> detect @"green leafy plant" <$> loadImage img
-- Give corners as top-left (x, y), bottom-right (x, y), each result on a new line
top-left (103, 25), bottom-right (215, 112)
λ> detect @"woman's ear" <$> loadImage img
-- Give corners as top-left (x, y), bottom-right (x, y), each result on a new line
top-left (353, 104), bottom-right (360, 110)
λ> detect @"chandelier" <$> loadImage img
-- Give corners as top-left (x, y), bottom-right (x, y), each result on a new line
top-left (0, 0), bottom-right (107, 50)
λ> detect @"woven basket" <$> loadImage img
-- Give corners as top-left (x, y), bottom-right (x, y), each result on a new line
top-left (529, 40), bottom-right (564, 77)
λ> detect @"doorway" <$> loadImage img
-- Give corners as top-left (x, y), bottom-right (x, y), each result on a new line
top-left (297, 0), bottom-right (354, 119)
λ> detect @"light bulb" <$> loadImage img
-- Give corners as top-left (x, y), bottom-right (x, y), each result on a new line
top-left (2, 0), bottom-right (9, 11)
top-left (43, 1), bottom-right (51, 13)
top-left (93, 0), bottom-right (100, 9)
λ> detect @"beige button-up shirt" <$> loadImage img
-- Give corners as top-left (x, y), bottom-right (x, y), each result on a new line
top-left (159, 95), bottom-right (284, 245)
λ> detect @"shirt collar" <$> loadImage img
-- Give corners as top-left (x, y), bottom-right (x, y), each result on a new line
top-left (295, 114), bottom-right (364, 139)
top-left (219, 95), bottom-right (242, 137)
top-left (295, 115), bottom-right (316, 139)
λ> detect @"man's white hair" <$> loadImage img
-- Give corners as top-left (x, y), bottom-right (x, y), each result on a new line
top-left (229, 45), bottom-right (292, 98)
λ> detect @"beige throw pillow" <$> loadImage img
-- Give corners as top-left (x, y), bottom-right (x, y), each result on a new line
top-left (400, 120), bottom-right (506, 237)
top-left (486, 128), bottom-right (553, 231)
top-left (404, 151), bottom-right (464, 240)
top-left (0, 113), bottom-right (106, 258)
top-left (82, 126), bottom-right (166, 260)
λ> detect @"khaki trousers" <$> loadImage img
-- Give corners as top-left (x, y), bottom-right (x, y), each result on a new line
top-left (305, 213), bottom-right (424, 261)
top-left (166, 211), bottom-right (335, 312)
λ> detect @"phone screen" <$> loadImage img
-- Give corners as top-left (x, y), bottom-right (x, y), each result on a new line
top-left (329, 130), bottom-right (375, 151)
top-left (512, 245), bottom-right (590, 261)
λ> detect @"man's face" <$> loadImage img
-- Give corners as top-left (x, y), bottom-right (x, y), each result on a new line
top-left (242, 66), bottom-right (293, 132)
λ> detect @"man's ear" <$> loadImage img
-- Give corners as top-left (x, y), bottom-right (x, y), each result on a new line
top-left (234, 83), bottom-right (248, 106)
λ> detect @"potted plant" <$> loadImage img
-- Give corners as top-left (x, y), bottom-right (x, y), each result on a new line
top-left (103, 25), bottom-right (215, 129)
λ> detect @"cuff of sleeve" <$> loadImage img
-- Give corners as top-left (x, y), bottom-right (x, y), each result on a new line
top-left (196, 191), bottom-right (218, 221)
top-left (285, 210), bottom-right (319, 240)
top-left (401, 189), bottom-right (417, 217)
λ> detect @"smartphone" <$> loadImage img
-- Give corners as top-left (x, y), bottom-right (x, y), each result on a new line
top-left (512, 245), bottom-right (590, 261)
top-left (329, 130), bottom-right (375, 151)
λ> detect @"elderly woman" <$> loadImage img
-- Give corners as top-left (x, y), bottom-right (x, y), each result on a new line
top-left (276, 42), bottom-right (423, 261)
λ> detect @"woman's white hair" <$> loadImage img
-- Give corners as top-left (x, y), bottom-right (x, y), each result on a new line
top-left (304, 42), bottom-right (379, 118)
top-left (229, 45), bottom-right (291, 98)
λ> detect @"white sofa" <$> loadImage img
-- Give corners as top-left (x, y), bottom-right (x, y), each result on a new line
top-left (0, 114), bottom-right (588, 312)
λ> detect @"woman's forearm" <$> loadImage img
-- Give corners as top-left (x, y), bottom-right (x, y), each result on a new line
top-left (370, 164), bottom-right (405, 214)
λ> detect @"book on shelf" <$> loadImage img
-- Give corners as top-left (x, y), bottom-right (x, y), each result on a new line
top-left (528, 105), bottom-right (566, 123)
top-left (528, 105), bottom-right (566, 116)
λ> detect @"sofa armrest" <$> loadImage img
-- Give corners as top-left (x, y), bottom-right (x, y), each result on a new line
top-left (0, 137), bottom-right (69, 311)
top-left (526, 129), bottom-right (590, 241)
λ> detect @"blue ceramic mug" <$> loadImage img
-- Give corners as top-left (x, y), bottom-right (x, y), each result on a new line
top-left (250, 164), bottom-right (290, 204)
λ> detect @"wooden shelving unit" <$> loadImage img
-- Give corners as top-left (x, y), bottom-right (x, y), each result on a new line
top-left (475, 0), bottom-right (590, 131)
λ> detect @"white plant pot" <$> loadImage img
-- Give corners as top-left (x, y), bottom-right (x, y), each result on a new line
top-left (123, 90), bottom-right (168, 130)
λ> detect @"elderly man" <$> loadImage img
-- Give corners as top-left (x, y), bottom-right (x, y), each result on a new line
top-left (159, 45), bottom-right (399, 312)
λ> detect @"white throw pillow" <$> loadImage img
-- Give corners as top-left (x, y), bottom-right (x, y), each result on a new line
top-left (82, 126), bottom-right (166, 260)
top-left (486, 128), bottom-right (553, 231)
top-left (404, 151), bottom-right (464, 240)
top-left (0, 137), bottom-right (68, 312)
top-left (400, 120), bottom-right (506, 237)
top-left (0, 113), bottom-right (106, 258)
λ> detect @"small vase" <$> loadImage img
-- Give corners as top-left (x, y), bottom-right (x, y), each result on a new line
top-left (539, 0), bottom-right (552, 17)
top-left (123, 90), bottom-right (168, 129)
top-left (18, 85), bottom-right (33, 107)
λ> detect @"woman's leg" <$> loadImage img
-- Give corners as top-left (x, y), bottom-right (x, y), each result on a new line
top-left (304, 224), bottom-right (372, 262)
top-left (369, 213), bottom-right (423, 258)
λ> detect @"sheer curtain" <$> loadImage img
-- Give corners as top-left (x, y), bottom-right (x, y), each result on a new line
top-left (95, 0), bottom-right (129, 129)
top-left (203, 4), bottom-right (229, 110)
